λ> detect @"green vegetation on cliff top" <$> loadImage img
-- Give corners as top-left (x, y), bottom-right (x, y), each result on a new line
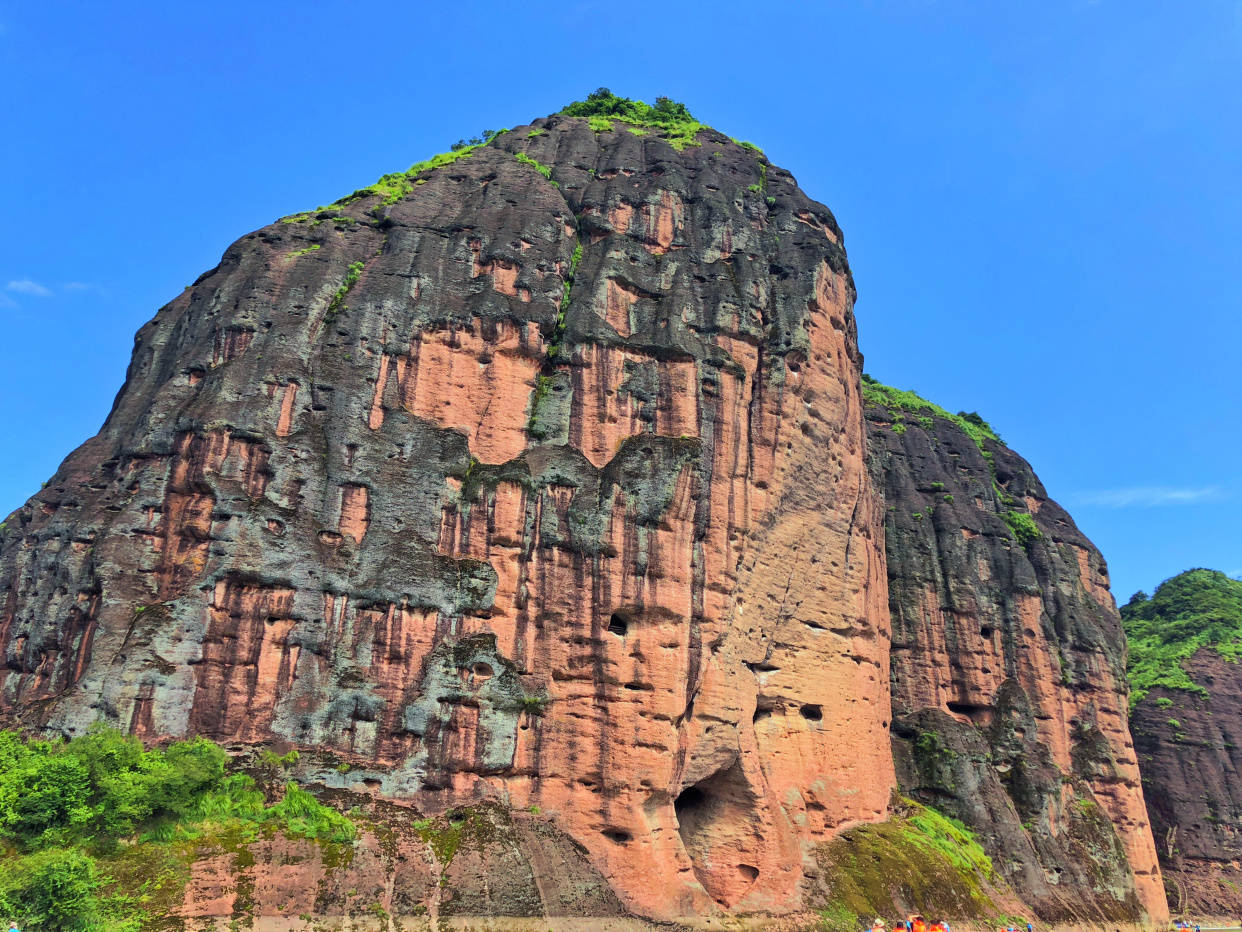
top-left (281, 91), bottom-right (734, 222)
top-left (0, 728), bottom-right (353, 931)
top-left (861, 375), bottom-right (1001, 450)
top-left (862, 377), bottom-right (1047, 548)
top-left (560, 88), bottom-right (710, 150)
top-left (1123, 568), bottom-right (1242, 705)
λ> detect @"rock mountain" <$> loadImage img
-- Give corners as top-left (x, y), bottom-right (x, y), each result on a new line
top-left (0, 93), bottom-right (1167, 924)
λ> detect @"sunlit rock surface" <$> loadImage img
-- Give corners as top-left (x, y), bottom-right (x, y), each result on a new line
top-left (0, 111), bottom-right (893, 919)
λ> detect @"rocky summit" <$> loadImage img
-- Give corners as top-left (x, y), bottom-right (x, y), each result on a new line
top-left (0, 92), bottom-right (1169, 925)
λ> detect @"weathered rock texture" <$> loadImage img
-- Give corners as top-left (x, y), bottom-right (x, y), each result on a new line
top-left (1133, 650), bottom-right (1242, 915)
top-left (864, 400), bottom-right (1167, 923)
top-left (0, 113), bottom-right (893, 919)
top-left (173, 798), bottom-right (630, 926)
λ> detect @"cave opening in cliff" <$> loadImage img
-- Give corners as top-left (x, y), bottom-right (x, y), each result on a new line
top-left (674, 760), bottom-right (762, 906)
top-left (608, 612), bottom-right (630, 636)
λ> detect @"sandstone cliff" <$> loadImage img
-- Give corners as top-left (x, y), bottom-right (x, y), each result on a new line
top-left (0, 94), bottom-right (893, 920)
top-left (863, 381), bottom-right (1166, 923)
top-left (1125, 569), bottom-right (1242, 916)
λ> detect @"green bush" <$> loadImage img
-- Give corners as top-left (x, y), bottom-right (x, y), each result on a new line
top-left (0, 847), bottom-right (102, 932)
top-left (561, 89), bottom-right (706, 151)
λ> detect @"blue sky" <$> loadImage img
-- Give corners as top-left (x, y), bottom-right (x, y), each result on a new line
top-left (1, 0), bottom-right (1238, 601)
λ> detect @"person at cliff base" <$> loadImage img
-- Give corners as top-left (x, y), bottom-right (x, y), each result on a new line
top-left (912, 914), bottom-right (927, 932)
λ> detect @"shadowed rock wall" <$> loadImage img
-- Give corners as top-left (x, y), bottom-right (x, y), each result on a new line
top-left (1133, 651), bottom-right (1242, 915)
top-left (864, 398), bottom-right (1166, 923)
top-left (0, 113), bottom-right (892, 919)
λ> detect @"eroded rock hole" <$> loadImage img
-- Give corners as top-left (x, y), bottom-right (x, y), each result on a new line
top-left (675, 785), bottom-right (706, 820)
top-left (608, 613), bottom-right (629, 637)
top-left (753, 696), bottom-right (777, 725)
top-left (800, 704), bottom-right (823, 721)
top-left (602, 828), bottom-right (632, 844)
top-left (674, 761), bottom-right (762, 908)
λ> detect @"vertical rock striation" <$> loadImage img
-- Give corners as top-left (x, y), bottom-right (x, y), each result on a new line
top-left (0, 105), bottom-right (892, 919)
top-left (864, 385), bottom-right (1166, 923)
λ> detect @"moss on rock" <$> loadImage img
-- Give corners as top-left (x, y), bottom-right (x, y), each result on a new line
top-left (811, 798), bottom-right (999, 922)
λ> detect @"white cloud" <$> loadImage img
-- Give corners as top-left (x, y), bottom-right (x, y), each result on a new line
top-left (1072, 485), bottom-right (1226, 507)
top-left (7, 279), bottom-right (52, 297)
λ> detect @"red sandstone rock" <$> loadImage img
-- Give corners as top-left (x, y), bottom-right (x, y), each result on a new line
top-left (867, 399), bottom-right (1166, 923)
top-left (0, 112), bottom-right (892, 919)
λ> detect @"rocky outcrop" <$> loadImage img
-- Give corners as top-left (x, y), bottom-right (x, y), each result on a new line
top-left (1125, 570), bottom-right (1242, 916)
top-left (0, 101), bottom-right (892, 920)
top-left (1134, 650), bottom-right (1242, 916)
top-left (175, 797), bottom-right (630, 925)
top-left (864, 385), bottom-right (1166, 923)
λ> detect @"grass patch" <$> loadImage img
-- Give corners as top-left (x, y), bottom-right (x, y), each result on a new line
top-left (813, 798), bottom-right (996, 920)
top-left (1003, 510), bottom-right (1042, 547)
top-left (1123, 568), bottom-right (1242, 705)
top-left (861, 375), bottom-right (1001, 451)
top-left (281, 133), bottom-right (507, 221)
top-left (514, 152), bottom-right (557, 186)
top-left (285, 244), bottom-right (321, 259)
top-left (325, 261), bottom-right (364, 324)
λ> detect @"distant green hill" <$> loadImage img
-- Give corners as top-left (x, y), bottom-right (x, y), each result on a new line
top-left (1122, 568), bottom-right (1242, 705)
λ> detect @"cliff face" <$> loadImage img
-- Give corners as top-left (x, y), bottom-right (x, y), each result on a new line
top-left (1125, 570), bottom-right (1242, 915)
top-left (0, 103), bottom-right (893, 919)
top-left (863, 386), bottom-right (1166, 923)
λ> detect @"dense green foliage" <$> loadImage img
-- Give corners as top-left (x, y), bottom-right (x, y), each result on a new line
top-left (0, 728), bottom-right (353, 931)
top-left (1123, 568), bottom-right (1242, 705)
top-left (561, 88), bottom-right (707, 151)
top-left (861, 375), bottom-right (1002, 450)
